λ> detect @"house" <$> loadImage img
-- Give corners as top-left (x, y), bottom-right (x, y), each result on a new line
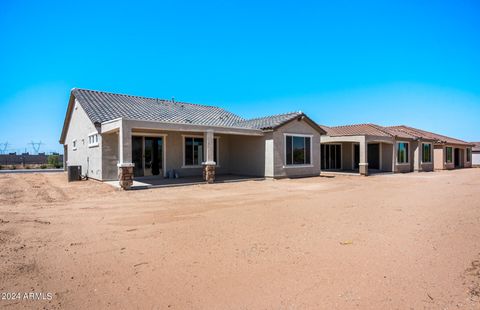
top-left (319, 124), bottom-right (437, 176)
top-left (59, 89), bottom-right (325, 189)
top-left (387, 126), bottom-right (474, 171)
top-left (471, 142), bottom-right (480, 167)
top-left (320, 123), bottom-right (474, 176)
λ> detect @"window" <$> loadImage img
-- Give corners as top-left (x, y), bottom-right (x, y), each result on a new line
top-left (88, 133), bottom-right (99, 147)
top-left (422, 143), bottom-right (432, 163)
top-left (183, 136), bottom-right (218, 167)
top-left (445, 147), bottom-right (453, 163)
top-left (72, 139), bottom-right (77, 151)
top-left (397, 142), bottom-right (409, 164)
top-left (467, 147), bottom-right (472, 162)
top-left (285, 135), bottom-right (311, 166)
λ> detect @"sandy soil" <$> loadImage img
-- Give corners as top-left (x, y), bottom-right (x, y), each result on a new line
top-left (0, 170), bottom-right (480, 309)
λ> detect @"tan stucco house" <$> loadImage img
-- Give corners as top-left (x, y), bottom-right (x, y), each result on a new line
top-left (387, 126), bottom-right (474, 171)
top-left (320, 123), bottom-right (473, 176)
top-left (320, 124), bottom-right (437, 176)
top-left (59, 89), bottom-right (325, 188)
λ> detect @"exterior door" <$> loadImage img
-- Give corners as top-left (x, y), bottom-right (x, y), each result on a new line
top-left (144, 137), bottom-right (163, 176)
top-left (132, 136), bottom-right (163, 177)
top-left (132, 137), bottom-right (144, 177)
top-left (454, 148), bottom-right (460, 168)
top-left (321, 144), bottom-right (341, 170)
top-left (368, 143), bottom-right (380, 170)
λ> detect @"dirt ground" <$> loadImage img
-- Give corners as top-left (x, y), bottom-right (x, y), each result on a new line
top-left (0, 170), bottom-right (480, 309)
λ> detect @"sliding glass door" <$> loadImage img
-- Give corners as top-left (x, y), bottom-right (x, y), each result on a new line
top-left (131, 136), bottom-right (163, 177)
top-left (321, 144), bottom-right (341, 170)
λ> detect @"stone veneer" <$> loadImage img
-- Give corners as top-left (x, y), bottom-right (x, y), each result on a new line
top-left (117, 163), bottom-right (134, 190)
top-left (359, 163), bottom-right (369, 176)
top-left (202, 163), bottom-right (215, 184)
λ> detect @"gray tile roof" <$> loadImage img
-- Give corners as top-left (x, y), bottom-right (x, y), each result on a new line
top-left (234, 112), bottom-right (303, 130)
top-left (71, 89), bottom-right (314, 132)
top-left (73, 88), bottom-right (246, 127)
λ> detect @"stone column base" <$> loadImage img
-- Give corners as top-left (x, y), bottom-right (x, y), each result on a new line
top-left (117, 163), bottom-right (135, 190)
top-left (202, 162), bottom-right (216, 184)
top-left (359, 163), bottom-right (369, 176)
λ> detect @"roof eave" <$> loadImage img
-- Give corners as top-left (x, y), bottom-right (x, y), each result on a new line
top-left (272, 113), bottom-right (326, 135)
top-left (59, 91), bottom-right (76, 145)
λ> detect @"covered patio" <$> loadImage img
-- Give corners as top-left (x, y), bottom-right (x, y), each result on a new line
top-left (105, 174), bottom-right (265, 190)
top-left (320, 136), bottom-right (394, 176)
top-left (100, 117), bottom-right (269, 188)
top-left (319, 123), bottom-right (402, 176)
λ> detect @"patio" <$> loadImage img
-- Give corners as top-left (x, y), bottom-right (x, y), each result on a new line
top-left (105, 174), bottom-right (265, 190)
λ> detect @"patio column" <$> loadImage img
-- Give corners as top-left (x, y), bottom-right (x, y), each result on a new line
top-left (392, 141), bottom-right (397, 173)
top-left (359, 137), bottom-right (368, 176)
top-left (414, 140), bottom-right (422, 172)
top-left (202, 130), bottom-right (216, 183)
top-left (117, 120), bottom-right (134, 190)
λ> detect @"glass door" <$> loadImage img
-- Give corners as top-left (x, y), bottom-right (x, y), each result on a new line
top-left (132, 137), bottom-right (144, 177)
top-left (144, 137), bottom-right (163, 176)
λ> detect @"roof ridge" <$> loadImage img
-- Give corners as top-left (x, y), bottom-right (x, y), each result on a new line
top-left (388, 125), bottom-right (471, 144)
top-left (73, 88), bottom-right (225, 110)
top-left (330, 123), bottom-right (372, 129)
top-left (366, 123), bottom-right (396, 137)
top-left (239, 111), bottom-right (302, 122)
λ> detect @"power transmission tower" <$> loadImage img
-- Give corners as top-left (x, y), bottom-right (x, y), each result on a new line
top-left (0, 142), bottom-right (8, 154)
top-left (29, 141), bottom-right (44, 154)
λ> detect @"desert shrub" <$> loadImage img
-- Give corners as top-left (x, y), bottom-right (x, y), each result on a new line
top-left (11, 165), bottom-right (16, 170)
top-left (25, 166), bottom-right (31, 169)
top-left (40, 164), bottom-right (47, 169)
top-left (47, 155), bottom-right (62, 168)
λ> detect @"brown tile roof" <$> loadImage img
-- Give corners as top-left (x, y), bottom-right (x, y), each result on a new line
top-left (322, 123), bottom-right (472, 145)
top-left (387, 125), bottom-right (473, 146)
top-left (321, 124), bottom-right (392, 137)
top-left (321, 123), bottom-right (418, 139)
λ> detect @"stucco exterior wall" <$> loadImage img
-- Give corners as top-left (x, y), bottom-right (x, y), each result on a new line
top-left (433, 144), bottom-right (473, 170)
top-left (64, 99), bottom-right (103, 180)
top-left (102, 132), bottom-right (119, 180)
top-left (434, 146), bottom-right (445, 170)
top-left (341, 142), bottom-right (353, 170)
top-left (272, 119), bottom-right (321, 178)
top-left (228, 134), bottom-right (267, 177)
top-left (381, 143), bottom-right (393, 172)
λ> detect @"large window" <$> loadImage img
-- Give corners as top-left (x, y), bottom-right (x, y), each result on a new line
top-left (467, 148), bottom-right (472, 162)
top-left (184, 137), bottom-right (218, 166)
top-left (422, 143), bottom-right (432, 163)
top-left (285, 135), bottom-right (311, 166)
top-left (397, 142), bottom-right (409, 164)
top-left (445, 147), bottom-right (453, 163)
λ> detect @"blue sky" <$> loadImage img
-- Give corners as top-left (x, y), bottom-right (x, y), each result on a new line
top-left (0, 0), bottom-right (479, 153)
